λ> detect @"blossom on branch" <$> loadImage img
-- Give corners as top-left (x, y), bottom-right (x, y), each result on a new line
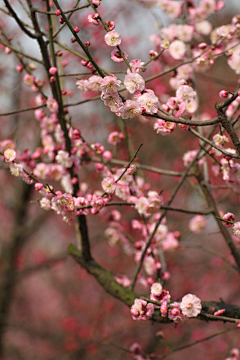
top-left (180, 294), bottom-right (202, 318)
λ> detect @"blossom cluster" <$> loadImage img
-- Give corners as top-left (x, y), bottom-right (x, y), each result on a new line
top-left (130, 282), bottom-right (202, 322)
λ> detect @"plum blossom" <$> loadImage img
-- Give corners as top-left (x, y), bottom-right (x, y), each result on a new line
top-left (119, 100), bottom-right (142, 119)
top-left (151, 282), bottom-right (163, 297)
top-left (138, 92), bottom-right (160, 114)
top-left (104, 30), bottom-right (121, 46)
top-left (127, 59), bottom-right (145, 74)
top-left (101, 92), bottom-right (123, 112)
top-left (222, 212), bottom-right (235, 228)
top-left (76, 79), bottom-right (89, 92)
top-left (108, 131), bottom-right (124, 145)
top-left (9, 163), bottom-right (23, 177)
top-left (157, 0), bottom-right (183, 19)
top-left (124, 73), bottom-right (145, 94)
top-left (101, 176), bottom-right (116, 194)
top-left (23, 74), bottom-right (35, 87)
top-left (180, 294), bottom-right (202, 318)
top-left (130, 343), bottom-right (150, 360)
top-left (182, 149), bottom-right (198, 167)
top-left (87, 75), bottom-right (103, 92)
top-left (33, 163), bottom-right (49, 180)
top-left (111, 49), bottom-right (128, 63)
top-left (233, 222), bottom-right (240, 238)
top-left (168, 302), bottom-right (188, 323)
top-left (4, 148), bottom-right (16, 162)
top-left (130, 298), bottom-right (154, 320)
top-left (55, 150), bottom-right (73, 168)
top-left (153, 119), bottom-right (176, 135)
top-left (189, 215), bottom-right (207, 234)
top-left (176, 85), bottom-right (196, 103)
top-left (40, 197), bottom-right (51, 211)
top-left (46, 97), bottom-right (59, 113)
top-left (168, 40), bottom-right (186, 60)
top-left (100, 74), bottom-right (122, 94)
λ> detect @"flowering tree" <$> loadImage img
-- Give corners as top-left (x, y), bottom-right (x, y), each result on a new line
top-left (1, 0), bottom-right (240, 358)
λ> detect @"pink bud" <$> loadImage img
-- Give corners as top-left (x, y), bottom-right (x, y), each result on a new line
top-left (219, 90), bottom-right (229, 98)
top-left (215, 0), bottom-right (225, 11)
top-left (222, 212), bottom-right (235, 227)
top-left (16, 64), bottom-right (23, 73)
top-left (102, 150), bottom-right (113, 161)
top-left (71, 177), bottom-right (78, 184)
top-left (35, 182), bottom-right (44, 191)
top-left (95, 163), bottom-right (104, 173)
top-left (74, 26), bottom-right (79, 33)
top-left (49, 66), bottom-right (58, 75)
top-left (55, 9), bottom-right (61, 16)
top-left (61, 89), bottom-right (67, 95)
top-left (5, 47), bottom-right (12, 54)
top-left (198, 42), bottom-right (207, 50)
top-left (92, 0), bottom-right (100, 6)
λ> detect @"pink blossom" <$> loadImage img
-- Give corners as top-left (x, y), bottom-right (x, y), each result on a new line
top-left (214, 309), bottom-right (226, 316)
top-left (151, 282), bottom-right (163, 297)
top-left (189, 215), bottom-right (207, 234)
top-left (87, 14), bottom-right (99, 26)
top-left (176, 85), bottom-right (196, 103)
top-left (49, 164), bottom-right (65, 181)
top-left (124, 73), bottom-right (145, 94)
top-left (127, 59), bottom-right (145, 74)
top-left (46, 97), bottom-right (59, 113)
top-left (180, 294), bottom-right (202, 318)
top-left (144, 256), bottom-right (156, 276)
top-left (4, 148), bottom-right (16, 162)
top-left (23, 74), bottom-right (35, 87)
top-left (158, 0), bottom-right (183, 19)
top-left (101, 92), bottom-right (123, 112)
top-left (182, 149), bottom-right (198, 167)
top-left (34, 109), bottom-right (45, 121)
top-left (91, 194), bottom-right (107, 212)
top-left (108, 131), bottom-right (123, 145)
top-left (222, 212), bottom-right (235, 228)
top-left (233, 222), bottom-right (240, 238)
top-left (153, 119), bottom-right (175, 135)
top-left (9, 163), bottom-right (23, 177)
top-left (138, 92), bottom-right (160, 114)
top-left (33, 162), bottom-right (49, 180)
top-left (115, 183), bottom-right (130, 200)
top-left (168, 305), bottom-right (187, 323)
top-left (176, 24), bottom-right (194, 42)
top-left (160, 301), bottom-right (168, 317)
top-left (104, 30), bottom-right (121, 46)
top-left (40, 197), bottom-right (51, 211)
top-left (87, 75), bottom-right (103, 92)
top-left (114, 275), bottom-right (131, 287)
top-left (111, 49), bottom-right (128, 63)
top-left (76, 79), bottom-right (89, 92)
top-left (101, 176), bottom-right (116, 194)
top-left (195, 20), bottom-right (212, 35)
top-left (135, 196), bottom-right (150, 217)
top-left (130, 298), bottom-right (154, 320)
top-left (200, 0), bottom-right (216, 15)
top-left (119, 100), bottom-right (142, 119)
top-left (168, 40), bottom-right (186, 60)
top-left (100, 74), bottom-right (122, 94)
top-left (55, 150), bottom-right (73, 168)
